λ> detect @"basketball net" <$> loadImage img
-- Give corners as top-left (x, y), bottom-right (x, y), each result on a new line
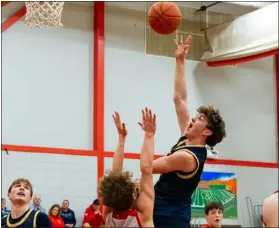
top-left (24, 2), bottom-right (65, 28)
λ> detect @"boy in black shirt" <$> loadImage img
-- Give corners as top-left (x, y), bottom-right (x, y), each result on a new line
top-left (1, 178), bottom-right (52, 228)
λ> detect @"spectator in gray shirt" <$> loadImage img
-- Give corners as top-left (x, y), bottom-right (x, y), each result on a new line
top-left (30, 194), bottom-right (45, 212)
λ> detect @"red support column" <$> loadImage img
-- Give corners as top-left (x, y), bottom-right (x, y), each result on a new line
top-left (94, 2), bottom-right (105, 188)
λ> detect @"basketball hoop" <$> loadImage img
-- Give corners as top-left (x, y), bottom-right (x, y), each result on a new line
top-left (24, 2), bottom-right (65, 28)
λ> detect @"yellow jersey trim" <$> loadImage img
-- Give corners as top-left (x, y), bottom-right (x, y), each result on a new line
top-left (6, 209), bottom-right (33, 227)
top-left (176, 149), bottom-right (200, 179)
top-left (176, 139), bottom-right (186, 147)
top-left (33, 210), bottom-right (40, 227)
top-left (186, 145), bottom-right (206, 148)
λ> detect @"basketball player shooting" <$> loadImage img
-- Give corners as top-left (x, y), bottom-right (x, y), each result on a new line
top-left (152, 35), bottom-right (227, 228)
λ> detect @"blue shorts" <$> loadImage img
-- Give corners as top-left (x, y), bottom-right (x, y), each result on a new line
top-left (153, 215), bottom-right (190, 228)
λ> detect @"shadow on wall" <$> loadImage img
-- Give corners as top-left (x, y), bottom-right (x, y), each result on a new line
top-left (193, 62), bottom-right (237, 111)
top-left (191, 58), bottom-right (276, 160)
top-left (192, 58), bottom-right (275, 114)
top-left (238, 56), bottom-right (275, 73)
top-left (192, 62), bottom-right (231, 150)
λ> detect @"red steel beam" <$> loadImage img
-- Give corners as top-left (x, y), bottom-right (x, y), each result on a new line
top-left (207, 49), bottom-right (279, 67)
top-left (94, 1), bottom-right (105, 187)
top-left (2, 7), bottom-right (26, 33)
top-left (205, 158), bottom-right (278, 168)
top-left (1, 144), bottom-right (97, 157)
top-left (2, 145), bottom-right (278, 169)
top-left (1, 1), bottom-right (11, 7)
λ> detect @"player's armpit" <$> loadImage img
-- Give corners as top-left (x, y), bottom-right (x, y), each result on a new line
top-left (136, 173), bottom-right (154, 225)
top-left (152, 150), bottom-right (197, 174)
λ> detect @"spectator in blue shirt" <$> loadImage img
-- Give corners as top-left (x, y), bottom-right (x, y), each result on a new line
top-left (61, 199), bottom-right (76, 227)
top-left (1, 198), bottom-right (11, 218)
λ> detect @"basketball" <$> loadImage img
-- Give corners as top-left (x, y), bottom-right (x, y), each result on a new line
top-left (148, 2), bottom-right (182, 35)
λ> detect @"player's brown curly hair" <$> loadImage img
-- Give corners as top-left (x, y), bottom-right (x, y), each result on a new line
top-left (197, 105), bottom-right (226, 147)
top-left (99, 170), bottom-right (135, 212)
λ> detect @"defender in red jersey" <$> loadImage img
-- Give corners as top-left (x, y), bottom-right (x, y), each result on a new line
top-left (201, 201), bottom-right (224, 228)
top-left (99, 108), bottom-right (156, 227)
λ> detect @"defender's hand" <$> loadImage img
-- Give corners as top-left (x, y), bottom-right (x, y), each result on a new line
top-left (138, 108), bottom-right (156, 136)
top-left (174, 34), bottom-right (192, 61)
top-left (113, 111), bottom-right (127, 137)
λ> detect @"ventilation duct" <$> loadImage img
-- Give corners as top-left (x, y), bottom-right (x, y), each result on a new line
top-left (201, 2), bottom-right (278, 63)
top-left (227, 2), bottom-right (273, 8)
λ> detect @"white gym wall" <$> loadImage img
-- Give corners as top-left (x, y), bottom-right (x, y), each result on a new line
top-left (2, 3), bottom-right (96, 226)
top-left (2, 2), bottom-right (278, 227)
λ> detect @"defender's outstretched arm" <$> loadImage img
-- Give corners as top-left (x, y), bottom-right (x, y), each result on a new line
top-left (111, 112), bottom-right (127, 173)
top-left (102, 112), bottom-right (128, 221)
top-left (136, 108), bottom-right (156, 227)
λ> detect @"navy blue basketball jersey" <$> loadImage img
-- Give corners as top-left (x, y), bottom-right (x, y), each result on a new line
top-left (2, 209), bottom-right (41, 228)
top-left (154, 136), bottom-right (207, 222)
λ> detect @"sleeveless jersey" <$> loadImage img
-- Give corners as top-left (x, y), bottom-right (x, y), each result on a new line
top-left (105, 209), bottom-right (142, 227)
top-left (1, 209), bottom-right (40, 228)
top-left (154, 136), bottom-right (207, 221)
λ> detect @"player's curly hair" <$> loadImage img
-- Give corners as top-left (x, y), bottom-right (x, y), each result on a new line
top-left (197, 105), bottom-right (226, 147)
top-left (99, 170), bottom-right (135, 212)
